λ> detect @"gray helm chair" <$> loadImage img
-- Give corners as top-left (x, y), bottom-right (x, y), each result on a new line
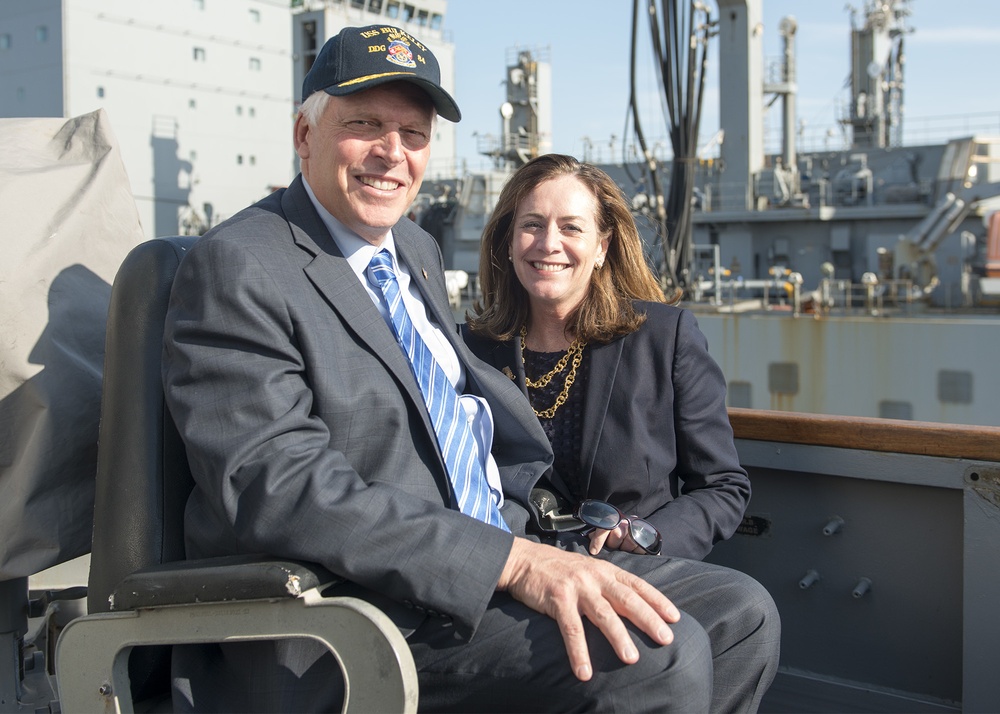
top-left (56, 236), bottom-right (417, 713)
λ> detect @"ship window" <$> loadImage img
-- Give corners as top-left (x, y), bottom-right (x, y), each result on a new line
top-left (368, 0), bottom-right (383, 13)
top-left (36, 26), bottom-right (48, 42)
top-left (727, 381), bottom-right (752, 409)
top-left (248, 106), bottom-right (256, 117)
top-left (237, 154), bottom-right (244, 165)
top-left (193, 47), bottom-right (206, 61)
top-left (189, 98), bottom-right (196, 108)
top-left (938, 370), bottom-right (973, 404)
top-left (402, 4), bottom-right (415, 22)
top-left (249, 57), bottom-right (261, 71)
top-left (830, 225), bottom-right (851, 252)
top-left (302, 20), bottom-right (317, 51)
top-left (416, 9), bottom-right (428, 26)
top-left (193, 0), bottom-right (205, 9)
top-left (249, 8), bottom-right (260, 22)
top-left (386, 1), bottom-right (400, 18)
top-left (236, 105), bottom-right (243, 116)
top-left (350, 0), bottom-right (365, 8)
top-left (249, 155), bottom-right (256, 166)
top-left (96, 86), bottom-right (105, 98)
top-left (430, 13), bottom-right (442, 30)
top-left (878, 400), bottom-right (913, 420)
top-left (767, 362), bottom-right (799, 395)
top-left (0, 34), bottom-right (11, 50)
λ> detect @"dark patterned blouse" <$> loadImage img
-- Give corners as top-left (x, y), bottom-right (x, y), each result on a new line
top-left (522, 346), bottom-right (590, 501)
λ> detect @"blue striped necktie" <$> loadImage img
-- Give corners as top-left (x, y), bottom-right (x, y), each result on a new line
top-left (368, 249), bottom-right (509, 531)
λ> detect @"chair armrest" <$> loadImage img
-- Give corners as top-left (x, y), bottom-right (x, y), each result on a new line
top-left (109, 555), bottom-right (341, 611)
top-left (57, 557), bottom-right (418, 713)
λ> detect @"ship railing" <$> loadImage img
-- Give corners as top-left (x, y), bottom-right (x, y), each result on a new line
top-left (715, 408), bottom-right (1000, 712)
top-left (812, 276), bottom-right (915, 314)
top-left (694, 172), bottom-right (942, 212)
top-left (690, 271), bottom-right (917, 316)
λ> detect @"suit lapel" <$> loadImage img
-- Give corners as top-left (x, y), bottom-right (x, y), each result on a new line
top-left (501, 338), bottom-right (528, 394)
top-left (277, 183), bottom-right (554, 512)
top-left (474, 329), bottom-right (626, 499)
top-left (394, 230), bottom-right (454, 343)
top-left (280, 180), bottom-right (429, 418)
top-left (578, 337), bottom-right (625, 495)
top-left (466, 334), bottom-right (578, 503)
top-left (468, 333), bottom-right (528, 395)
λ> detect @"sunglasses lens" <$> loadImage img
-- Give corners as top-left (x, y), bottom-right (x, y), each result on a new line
top-left (577, 500), bottom-right (622, 529)
top-left (629, 518), bottom-right (660, 552)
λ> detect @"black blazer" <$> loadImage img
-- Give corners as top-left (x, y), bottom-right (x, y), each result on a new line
top-left (463, 301), bottom-right (749, 560)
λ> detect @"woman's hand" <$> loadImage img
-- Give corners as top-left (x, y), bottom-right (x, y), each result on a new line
top-left (587, 522), bottom-right (647, 555)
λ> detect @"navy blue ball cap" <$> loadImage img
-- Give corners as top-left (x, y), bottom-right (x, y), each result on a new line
top-left (302, 24), bottom-right (461, 122)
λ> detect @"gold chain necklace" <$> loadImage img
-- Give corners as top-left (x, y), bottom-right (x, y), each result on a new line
top-left (520, 326), bottom-right (585, 419)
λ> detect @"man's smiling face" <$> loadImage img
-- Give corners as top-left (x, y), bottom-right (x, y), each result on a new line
top-left (295, 82), bottom-right (434, 245)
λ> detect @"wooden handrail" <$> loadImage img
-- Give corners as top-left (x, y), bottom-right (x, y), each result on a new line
top-left (728, 408), bottom-right (1000, 463)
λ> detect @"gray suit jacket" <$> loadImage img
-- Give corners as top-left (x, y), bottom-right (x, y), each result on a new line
top-left (464, 302), bottom-right (750, 560)
top-left (162, 176), bottom-right (553, 639)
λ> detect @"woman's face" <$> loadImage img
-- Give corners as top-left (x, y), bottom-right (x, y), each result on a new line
top-left (509, 174), bottom-right (609, 319)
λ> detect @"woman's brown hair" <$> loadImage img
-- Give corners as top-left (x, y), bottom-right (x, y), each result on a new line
top-left (467, 153), bottom-right (676, 344)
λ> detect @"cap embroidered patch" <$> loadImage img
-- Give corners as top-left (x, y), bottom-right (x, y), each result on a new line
top-left (386, 39), bottom-right (416, 69)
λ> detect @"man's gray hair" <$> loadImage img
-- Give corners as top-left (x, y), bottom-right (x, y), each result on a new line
top-left (299, 91), bottom-right (331, 127)
top-left (297, 86), bottom-right (439, 130)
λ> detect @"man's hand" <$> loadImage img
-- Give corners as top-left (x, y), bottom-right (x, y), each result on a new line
top-left (496, 538), bottom-right (679, 681)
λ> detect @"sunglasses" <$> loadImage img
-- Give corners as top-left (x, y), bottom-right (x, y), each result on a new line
top-left (573, 499), bottom-right (662, 555)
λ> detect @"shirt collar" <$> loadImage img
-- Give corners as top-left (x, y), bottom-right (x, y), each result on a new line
top-left (301, 176), bottom-right (399, 281)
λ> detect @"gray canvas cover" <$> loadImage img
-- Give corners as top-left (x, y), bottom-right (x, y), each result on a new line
top-left (0, 109), bottom-right (145, 581)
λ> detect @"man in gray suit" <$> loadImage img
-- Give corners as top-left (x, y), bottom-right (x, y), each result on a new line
top-left (163, 23), bottom-right (779, 713)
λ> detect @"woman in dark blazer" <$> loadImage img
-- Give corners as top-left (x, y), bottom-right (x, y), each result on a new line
top-left (464, 154), bottom-right (749, 560)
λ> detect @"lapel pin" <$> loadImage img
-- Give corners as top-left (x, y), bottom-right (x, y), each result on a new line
top-left (502, 366), bottom-right (516, 381)
top-left (421, 268), bottom-right (428, 280)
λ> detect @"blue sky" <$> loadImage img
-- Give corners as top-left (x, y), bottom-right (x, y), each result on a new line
top-left (444, 0), bottom-right (1000, 169)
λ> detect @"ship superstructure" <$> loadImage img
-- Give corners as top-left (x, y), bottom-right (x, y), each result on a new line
top-left (674, 0), bottom-right (1000, 426)
top-left (423, 0), bottom-right (1000, 427)
top-left (0, 0), bottom-right (457, 240)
